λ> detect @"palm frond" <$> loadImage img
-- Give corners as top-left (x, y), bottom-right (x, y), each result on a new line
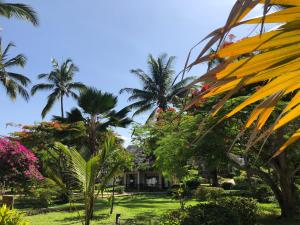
top-left (78, 87), bottom-right (117, 115)
top-left (4, 54), bottom-right (27, 68)
top-left (41, 91), bottom-right (59, 118)
top-left (31, 83), bottom-right (55, 95)
top-left (0, 3), bottom-right (38, 25)
top-left (189, 0), bottom-right (300, 154)
top-left (2, 42), bottom-right (15, 58)
top-left (7, 72), bottom-right (31, 86)
top-left (16, 84), bottom-right (29, 101)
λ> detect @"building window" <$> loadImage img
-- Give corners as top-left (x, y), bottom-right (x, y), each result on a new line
top-left (146, 177), bottom-right (157, 187)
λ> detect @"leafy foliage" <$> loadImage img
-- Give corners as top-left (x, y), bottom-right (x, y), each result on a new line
top-left (52, 135), bottom-right (131, 225)
top-left (189, 0), bottom-right (300, 153)
top-left (218, 197), bottom-right (258, 225)
top-left (160, 197), bottom-right (257, 225)
top-left (0, 205), bottom-right (28, 225)
top-left (194, 186), bottom-right (225, 202)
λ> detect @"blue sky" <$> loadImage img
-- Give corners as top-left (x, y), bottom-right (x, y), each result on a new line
top-left (1, 0), bottom-right (243, 145)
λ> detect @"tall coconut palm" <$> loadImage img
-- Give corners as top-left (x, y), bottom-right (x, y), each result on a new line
top-left (0, 1), bottom-right (38, 25)
top-left (0, 39), bottom-right (31, 101)
top-left (31, 58), bottom-right (86, 118)
top-left (120, 54), bottom-right (194, 121)
top-left (77, 87), bottom-right (131, 154)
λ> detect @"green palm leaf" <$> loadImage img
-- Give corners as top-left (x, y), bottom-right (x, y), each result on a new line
top-left (0, 2), bottom-right (38, 25)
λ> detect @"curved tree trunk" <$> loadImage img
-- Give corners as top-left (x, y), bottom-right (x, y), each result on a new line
top-left (229, 153), bottom-right (298, 218)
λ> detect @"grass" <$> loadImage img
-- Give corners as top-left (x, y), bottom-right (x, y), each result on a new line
top-left (16, 194), bottom-right (300, 225)
top-left (24, 194), bottom-right (197, 225)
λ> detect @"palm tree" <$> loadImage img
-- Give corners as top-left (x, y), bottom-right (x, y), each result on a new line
top-left (77, 87), bottom-right (131, 154)
top-left (0, 39), bottom-right (31, 101)
top-left (31, 58), bottom-right (86, 118)
top-left (0, 1), bottom-right (38, 25)
top-left (52, 135), bottom-right (122, 225)
top-left (120, 54), bottom-right (194, 121)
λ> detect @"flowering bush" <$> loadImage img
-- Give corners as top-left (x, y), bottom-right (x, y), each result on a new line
top-left (0, 138), bottom-right (43, 188)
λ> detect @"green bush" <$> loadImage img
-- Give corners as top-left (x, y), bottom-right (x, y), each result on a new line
top-left (28, 179), bottom-right (63, 208)
top-left (114, 186), bottom-right (124, 194)
top-left (224, 190), bottom-right (252, 198)
top-left (194, 186), bottom-right (224, 202)
top-left (160, 204), bottom-right (236, 225)
top-left (221, 182), bottom-right (234, 190)
top-left (217, 196), bottom-right (258, 225)
top-left (252, 184), bottom-right (273, 203)
top-left (182, 204), bottom-right (236, 225)
top-left (159, 209), bottom-right (183, 225)
top-left (0, 204), bottom-right (29, 225)
top-left (185, 177), bottom-right (200, 190)
top-left (160, 196), bottom-right (257, 225)
top-left (233, 175), bottom-right (249, 190)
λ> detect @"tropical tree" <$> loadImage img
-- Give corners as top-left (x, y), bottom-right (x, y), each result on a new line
top-left (53, 135), bottom-right (125, 225)
top-left (120, 54), bottom-right (194, 121)
top-left (0, 1), bottom-right (38, 25)
top-left (31, 58), bottom-right (86, 118)
top-left (76, 87), bottom-right (131, 154)
top-left (188, 0), bottom-right (300, 154)
top-left (0, 40), bottom-right (31, 101)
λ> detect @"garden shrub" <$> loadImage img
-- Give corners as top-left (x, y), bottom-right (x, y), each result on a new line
top-left (224, 190), bottom-right (252, 198)
top-left (252, 184), bottom-right (273, 203)
top-left (0, 138), bottom-right (43, 190)
top-left (233, 175), bottom-right (249, 190)
top-left (221, 182), bottom-right (234, 190)
top-left (0, 204), bottom-right (29, 225)
top-left (194, 186), bottom-right (224, 202)
top-left (27, 179), bottom-right (63, 208)
top-left (217, 196), bottom-right (258, 225)
top-left (160, 196), bottom-right (257, 225)
top-left (160, 203), bottom-right (236, 225)
top-left (159, 209), bottom-right (183, 225)
top-left (184, 177), bottom-right (200, 190)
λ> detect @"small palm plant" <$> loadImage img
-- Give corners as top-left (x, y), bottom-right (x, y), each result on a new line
top-left (31, 58), bottom-right (86, 118)
top-left (53, 135), bottom-right (123, 225)
top-left (0, 40), bottom-right (31, 101)
top-left (0, 1), bottom-right (38, 25)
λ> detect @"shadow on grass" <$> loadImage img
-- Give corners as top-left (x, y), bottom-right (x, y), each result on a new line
top-left (54, 213), bottom-right (110, 224)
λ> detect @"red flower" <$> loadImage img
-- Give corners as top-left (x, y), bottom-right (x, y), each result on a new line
top-left (201, 84), bottom-right (210, 92)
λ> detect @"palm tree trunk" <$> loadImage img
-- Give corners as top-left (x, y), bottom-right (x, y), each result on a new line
top-left (110, 177), bottom-right (116, 214)
top-left (61, 95), bottom-right (64, 118)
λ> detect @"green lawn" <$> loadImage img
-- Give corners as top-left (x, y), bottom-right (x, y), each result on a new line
top-left (25, 194), bottom-right (197, 225)
top-left (21, 194), bottom-right (300, 225)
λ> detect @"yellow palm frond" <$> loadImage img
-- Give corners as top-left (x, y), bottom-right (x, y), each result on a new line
top-left (190, 0), bottom-right (300, 154)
